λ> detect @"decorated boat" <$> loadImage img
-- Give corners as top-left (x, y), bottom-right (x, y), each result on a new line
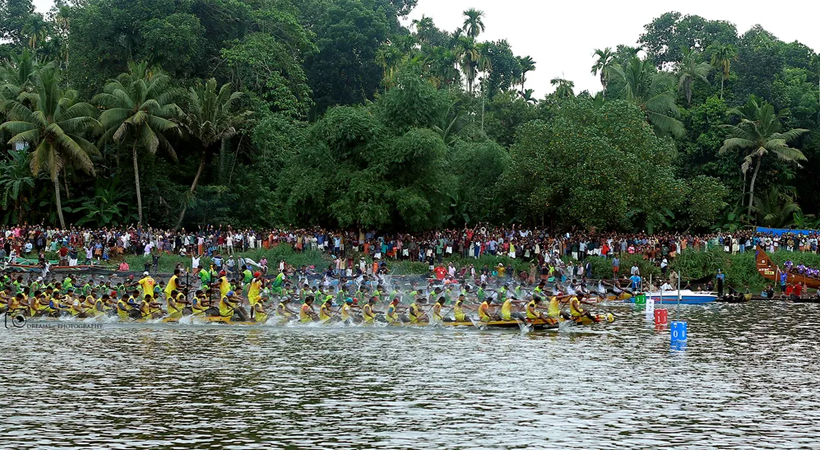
top-left (756, 246), bottom-right (820, 289)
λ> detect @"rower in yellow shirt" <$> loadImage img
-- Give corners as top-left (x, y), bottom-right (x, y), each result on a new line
top-left (431, 297), bottom-right (446, 323)
top-left (548, 296), bottom-right (570, 320)
top-left (319, 298), bottom-right (335, 322)
top-left (339, 298), bottom-right (355, 323)
top-left (166, 289), bottom-right (184, 319)
top-left (248, 272), bottom-right (263, 308)
top-left (217, 291), bottom-right (248, 321)
top-left (569, 294), bottom-right (597, 322)
top-left (300, 296), bottom-right (318, 323)
top-left (277, 297), bottom-right (296, 321)
top-left (452, 294), bottom-right (475, 322)
top-left (164, 269), bottom-right (181, 301)
top-left (478, 297), bottom-right (494, 323)
top-left (499, 296), bottom-right (524, 320)
top-left (362, 297), bottom-right (380, 324)
top-left (386, 298), bottom-right (403, 324)
top-left (137, 272), bottom-right (156, 296)
top-left (217, 271), bottom-right (231, 298)
top-left (526, 296), bottom-right (550, 323)
top-left (408, 297), bottom-right (428, 324)
top-left (252, 301), bottom-right (268, 323)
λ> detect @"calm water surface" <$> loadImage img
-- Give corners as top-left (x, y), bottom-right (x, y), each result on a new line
top-left (1, 301), bottom-right (818, 449)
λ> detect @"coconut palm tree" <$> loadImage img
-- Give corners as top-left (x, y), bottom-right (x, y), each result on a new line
top-left (175, 78), bottom-right (248, 228)
top-left (708, 43), bottom-right (737, 100)
top-left (550, 78), bottom-right (575, 99)
top-left (591, 47), bottom-right (615, 95)
top-left (612, 57), bottom-right (685, 137)
top-left (0, 50), bottom-right (46, 106)
top-left (462, 8), bottom-right (485, 39)
top-left (0, 67), bottom-right (99, 228)
top-left (94, 61), bottom-right (182, 226)
top-left (677, 48), bottom-right (711, 107)
top-left (517, 55), bottom-right (536, 90)
top-left (0, 149), bottom-right (35, 223)
top-left (719, 97), bottom-right (808, 217)
top-left (753, 187), bottom-right (800, 227)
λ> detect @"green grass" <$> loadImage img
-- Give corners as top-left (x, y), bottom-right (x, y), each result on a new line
top-left (123, 246), bottom-right (327, 274)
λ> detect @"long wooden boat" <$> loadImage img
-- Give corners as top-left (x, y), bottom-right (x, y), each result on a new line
top-left (756, 246), bottom-right (820, 289)
top-left (15, 313), bottom-right (614, 329)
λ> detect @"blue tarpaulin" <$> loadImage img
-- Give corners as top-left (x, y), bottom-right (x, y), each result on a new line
top-left (756, 227), bottom-right (816, 236)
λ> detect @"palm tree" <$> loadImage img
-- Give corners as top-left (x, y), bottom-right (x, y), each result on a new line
top-left (412, 15), bottom-right (436, 46)
top-left (462, 8), bottom-right (485, 39)
top-left (708, 43), bottom-right (737, 100)
top-left (519, 89), bottom-right (537, 104)
top-left (677, 48), bottom-right (711, 107)
top-left (517, 55), bottom-right (536, 90)
top-left (175, 78), bottom-right (248, 228)
top-left (454, 36), bottom-right (479, 93)
top-left (753, 187), bottom-right (800, 227)
top-left (0, 149), bottom-right (35, 223)
top-left (550, 78), bottom-right (575, 99)
top-left (94, 61), bottom-right (181, 226)
top-left (423, 47), bottom-right (460, 88)
top-left (719, 97), bottom-right (808, 217)
top-left (612, 57), bottom-right (685, 137)
top-left (0, 50), bottom-right (46, 105)
top-left (591, 47), bottom-right (615, 96)
top-left (0, 67), bottom-right (99, 228)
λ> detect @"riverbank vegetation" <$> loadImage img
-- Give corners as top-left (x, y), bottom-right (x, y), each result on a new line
top-left (0, 3), bottom-right (818, 232)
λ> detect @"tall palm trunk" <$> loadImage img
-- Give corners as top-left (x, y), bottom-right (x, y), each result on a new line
top-left (132, 140), bottom-right (143, 226)
top-left (175, 151), bottom-right (206, 229)
top-left (720, 75), bottom-right (725, 100)
top-left (747, 156), bottom-right (762, 218)
top-left (54, 177), bottom-right (65, 229)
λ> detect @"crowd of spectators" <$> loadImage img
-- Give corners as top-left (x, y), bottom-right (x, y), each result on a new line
top-left (1, 224), bottom-right (819, 270)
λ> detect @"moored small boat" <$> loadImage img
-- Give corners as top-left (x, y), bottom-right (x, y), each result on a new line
top-left (623, 289), bottom-right (717, 305)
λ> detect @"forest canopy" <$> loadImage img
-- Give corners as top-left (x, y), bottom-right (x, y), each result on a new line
top-left (0, 2), bottom-right (818, 232)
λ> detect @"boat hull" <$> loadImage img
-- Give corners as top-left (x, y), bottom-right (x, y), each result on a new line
top-left (15, 314), bottom-right (614, 329)
top-left (756, 246), bottom-right (820, 289)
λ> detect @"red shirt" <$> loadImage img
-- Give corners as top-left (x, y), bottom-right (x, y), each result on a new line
top-left (794, 284), bottom-right (803, 297)
top-left (434, 266), bottom-right (446, 280)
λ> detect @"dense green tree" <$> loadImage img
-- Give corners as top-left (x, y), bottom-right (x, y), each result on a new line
top-left (639, 12), bottom-right (738, 68)
top-left (505, 99), bottom-right (684, 230)
top-left (481, 40), bottom-right (522, 99)
top-left (300, 0), bottom-right (391, 114)
top-left (0, 67), bottom-right (99, 228)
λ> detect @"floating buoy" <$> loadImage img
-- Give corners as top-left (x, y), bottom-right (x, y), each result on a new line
top-left (670, 320), bottom-right (688, 344)
top-left (645, 295), bottom-right (655, 320)
top-left (654, 309), bottom-right (668, 326)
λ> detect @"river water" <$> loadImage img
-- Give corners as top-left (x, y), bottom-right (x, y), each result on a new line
top-left (1, 301), bottom-right (818, 449)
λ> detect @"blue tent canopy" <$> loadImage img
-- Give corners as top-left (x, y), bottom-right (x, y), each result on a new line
top-left (756, 227), bottom-right (816, 236)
